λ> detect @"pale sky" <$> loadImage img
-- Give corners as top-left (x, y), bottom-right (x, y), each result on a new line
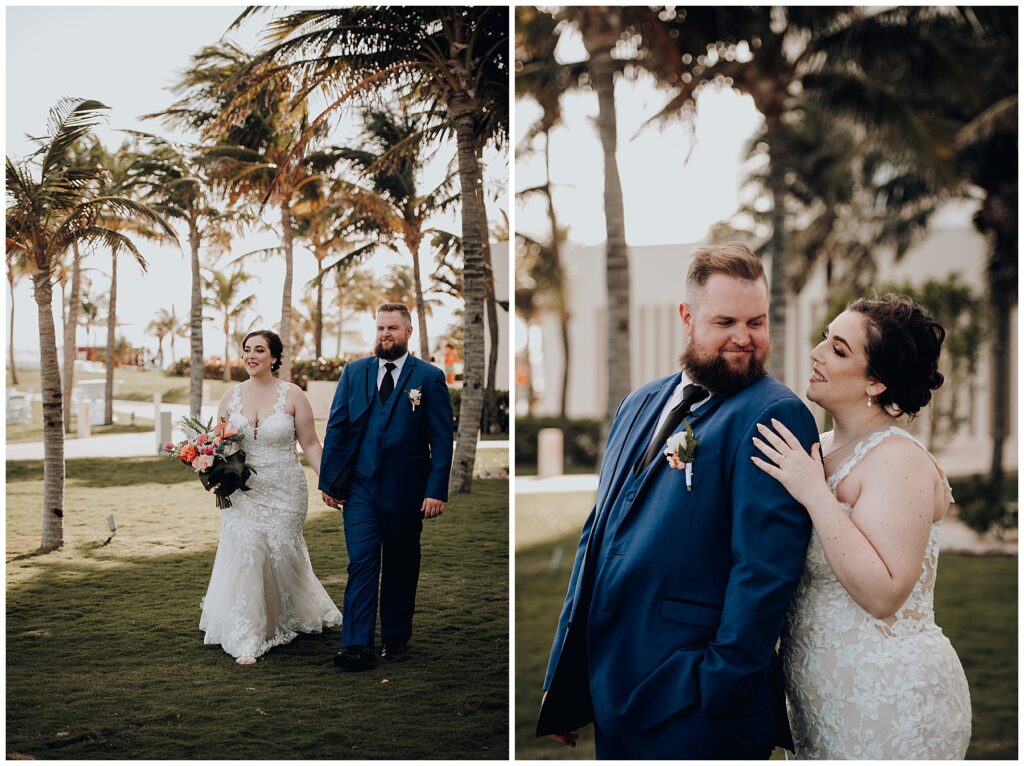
top-left (515, 23), bottom-right (763, 248)
top-left (5, 5), bottom-right (507, 362)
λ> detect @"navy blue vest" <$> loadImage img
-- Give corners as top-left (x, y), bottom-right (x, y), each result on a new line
top-left (354, 381), bottom-right (388, 480)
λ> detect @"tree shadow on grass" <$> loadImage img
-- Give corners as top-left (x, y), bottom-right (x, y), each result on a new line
top-left (7, 481), bottom-right (509, 760)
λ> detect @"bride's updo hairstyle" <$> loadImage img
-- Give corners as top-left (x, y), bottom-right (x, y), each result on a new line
top-left (242, 329), bottom-right (284, 374)
top-left (848, 294), bottom-right (945, 418)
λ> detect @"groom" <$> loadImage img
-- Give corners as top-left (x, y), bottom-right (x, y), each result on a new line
top-left (320, 302), bottom-right (453, 671)
top-left (538, 244), bottom-right (819, 758)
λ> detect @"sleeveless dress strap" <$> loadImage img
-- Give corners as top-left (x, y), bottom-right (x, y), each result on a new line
top-left (229, 384), bottom-right (242, 415)
top-left (274, 380), bottom-right (289, 413)
top-left (827, 426), bottom-right (953, 503)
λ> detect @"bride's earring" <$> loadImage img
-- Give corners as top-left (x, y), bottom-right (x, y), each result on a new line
top-left (866, 393), bottom-right (873, 407)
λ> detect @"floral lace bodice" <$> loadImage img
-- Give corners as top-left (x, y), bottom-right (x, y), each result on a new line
top-left (227, 381), bottom-right (299, 468)
top-left (781, 426), bottom-right (971, 759)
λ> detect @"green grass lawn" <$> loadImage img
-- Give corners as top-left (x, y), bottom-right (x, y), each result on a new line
top-left (7, 459), bottom-right (508, 759)
top-left (516, 529), bottom-right (1017, 760)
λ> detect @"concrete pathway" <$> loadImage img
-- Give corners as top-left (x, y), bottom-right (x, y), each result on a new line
top-left (515, 474), bottom-right (1017, 555)
top-left (6, 398), bottom-right (508, 460)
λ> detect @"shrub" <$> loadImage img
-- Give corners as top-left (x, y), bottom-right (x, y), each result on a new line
top-left (950, 473), bottom-right (1018, 535)
top-left (290, 357), bottom-right (354, 390)
top-left (167, 357), bottom-right (247, 381)
top-left (516, 416), bottom-right (602, 472)
top-left (450, 389), bottom-right (509, 435)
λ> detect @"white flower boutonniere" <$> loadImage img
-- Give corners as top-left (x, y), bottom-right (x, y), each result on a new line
top-left (664, 420), bottom-right (700, 492)
top-left (408, 387), bottom-right (423, 411)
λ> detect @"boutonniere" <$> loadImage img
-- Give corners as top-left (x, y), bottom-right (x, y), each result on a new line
top-left (408, 387), bottom-right (423, 411)
top-left (664, 420), bottom-right (700, 491)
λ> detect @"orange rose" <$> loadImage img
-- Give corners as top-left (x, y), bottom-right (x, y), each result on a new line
top-left (179, 443), bottom-right (198, 463)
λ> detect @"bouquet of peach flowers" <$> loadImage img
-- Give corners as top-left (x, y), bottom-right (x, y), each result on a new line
top-left (164, 416), bottom-right (256, 508)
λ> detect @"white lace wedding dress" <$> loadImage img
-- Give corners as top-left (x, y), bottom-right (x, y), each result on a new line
top-left (781, 427), bottom-right (972, 759)
top-left (199, 381), bottom-right (342, 660)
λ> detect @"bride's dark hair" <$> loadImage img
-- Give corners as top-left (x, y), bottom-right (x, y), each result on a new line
top-left (848, 294), bottom-right (945, 418)
top-left (242, 329), bottom-right (284, 373)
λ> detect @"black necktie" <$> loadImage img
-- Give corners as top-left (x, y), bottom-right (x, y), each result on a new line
top-left (636, 383), bottom-right (708, 476)
top-left (379, 362), bottom-right (396, 404)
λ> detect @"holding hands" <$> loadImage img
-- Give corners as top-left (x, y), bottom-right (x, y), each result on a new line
top-left (751, 418), bottom-right (828, 508)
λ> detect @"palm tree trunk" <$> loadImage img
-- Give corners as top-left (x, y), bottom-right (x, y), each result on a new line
top-left (314, 247), bottom-right (325, 359)
top-left (279, 200), bottom-right (294, 382)
top-left (544, 131), bottom-right (571, 425)
top-left (9, 275), bottom-right (19, 386)
top-left (188, 217), bottom-right (204, 418)
top-left (62, 242), bottom-right (82, 433)
top-left (988, 247), bottom-right (1013, 489)
top-left (588, 40), bottom-right (631, 427)
top-left (33, 268), bottom-right (65, 551)
top-left (447, 93), bottom-right (486, 494)
top-left (475, 153), bottom-right (501, 435)
top-left (103, 250), bottom-right (117, 425)
top-left (766, 115), bottom-right (789, 381)
top-left (223, 314), bottom-right (231, 383)
top-left (407, 232), bottom-right (431, 359)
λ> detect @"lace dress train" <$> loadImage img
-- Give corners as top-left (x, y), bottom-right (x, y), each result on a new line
top-left (199, 382), bottom-right (342, 660)
top-left (781, 427), bottom-right (971, 759)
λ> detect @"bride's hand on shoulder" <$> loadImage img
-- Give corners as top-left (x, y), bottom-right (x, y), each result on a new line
top-left (751, 418), bottom-right (828, 507)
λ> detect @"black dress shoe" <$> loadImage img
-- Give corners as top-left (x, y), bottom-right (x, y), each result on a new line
top-left (380, 641), bottom-right (408, 661)
top-left (333, 646), bottom-right (377, 671)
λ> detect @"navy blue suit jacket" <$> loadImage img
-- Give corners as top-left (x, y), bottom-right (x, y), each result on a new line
top-left (539, 374), bottom-right (817, 745)
top-left (318, 355), bottom-right (453, 512)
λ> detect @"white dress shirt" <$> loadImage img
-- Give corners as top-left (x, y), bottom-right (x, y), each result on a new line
top-left (376, 352), bottom-right (409, 391)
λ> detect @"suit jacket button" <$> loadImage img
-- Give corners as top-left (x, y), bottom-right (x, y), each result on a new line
top-left (625, 491), bottom-right (635, 501)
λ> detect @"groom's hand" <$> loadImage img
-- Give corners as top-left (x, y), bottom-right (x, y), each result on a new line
top-left (541, 692), bottom-right (578, 747)
top-left (421, 498), bottom-right (445, 519)
top-left (321, 491), bottom-right (342, 510)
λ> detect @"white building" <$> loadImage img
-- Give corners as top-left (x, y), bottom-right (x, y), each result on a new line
top-left (526, 211), bottom-right (1016, 478)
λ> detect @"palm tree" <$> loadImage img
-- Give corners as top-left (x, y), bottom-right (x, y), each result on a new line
top-left (339, 106), bottom-right (460, 359)
top-left (379, 264), bottom-right (443, 318)
top-left (147, 305), bottom-right (187, 370)
top-left (560, 7), bottom-right (632, 429)
top-left (203, 266), bottom-right (258, 382)
top-left (129, 134), bottom-right (235, 417)
top-left (516, 6), bottom-right (583, 425)
top-left (58, 136), bottom-right (106, 432)
top-left (227, 6), bottom-right (509, 492)
top-left (166, 41), bottom-right (324, 384)
top-left (803, 7), bottom-right (1017, 489)
top-left (6, 98), bottom-right (174, 551)
top-left (635, 7), bottom-right (870, 379)
top-left (290, 153), bottom-right (377, 358)
top-left (5, 239), bottom-right (32, 385)
top-left (98, 139), bottom-right (171, 424)
top-left (332, 261), bottom-right (381, 355)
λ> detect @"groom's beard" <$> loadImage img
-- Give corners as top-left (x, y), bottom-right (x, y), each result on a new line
top-left (680, 340), bottom-right (768, 398)
top-left (375, 339), bottom-right (408, 361)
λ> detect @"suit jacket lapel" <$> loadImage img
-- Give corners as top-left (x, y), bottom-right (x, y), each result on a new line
top-left (634, 394), bottom-right (725, 495)
top-left (364, 358), bottom-right (376, 408)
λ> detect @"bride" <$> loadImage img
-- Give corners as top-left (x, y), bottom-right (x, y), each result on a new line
top-left (752, 294), bottom-right (971, 759)
top-left (200, 329), bottom-right (342, 664)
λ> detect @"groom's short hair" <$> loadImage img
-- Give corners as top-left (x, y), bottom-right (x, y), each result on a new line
top-left (685, 242), bottom-right (766, 304)
top-left (377, 302), bottom-right (412, 326)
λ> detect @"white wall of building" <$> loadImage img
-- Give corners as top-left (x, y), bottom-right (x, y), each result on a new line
top-left (529, 215), bottom-right (1015, 476)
